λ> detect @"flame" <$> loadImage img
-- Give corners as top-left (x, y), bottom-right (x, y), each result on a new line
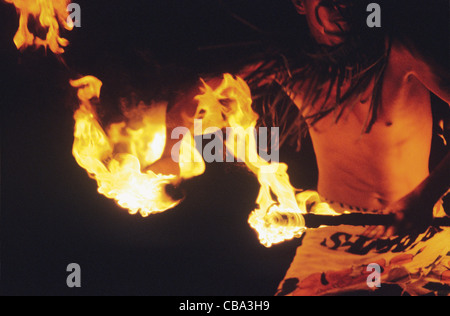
top-left (70, 76), bottom-right (204, 217)
top-left (195, 74), bottom-right (343, 247)
top-left (6, 0), bottom-right (73, 54)
top-left (70, 73), bottom-right (342, 245)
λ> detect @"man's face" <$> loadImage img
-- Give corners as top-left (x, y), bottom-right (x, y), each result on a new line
top-left (294, 0), bottom-right (351, 46)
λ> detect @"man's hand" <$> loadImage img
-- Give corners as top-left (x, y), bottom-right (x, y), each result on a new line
top-left (362, 192), bottom-right (435, 239)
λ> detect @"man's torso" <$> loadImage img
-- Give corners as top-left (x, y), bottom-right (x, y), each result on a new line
top-left (288, 42), bottom-right (433, 210)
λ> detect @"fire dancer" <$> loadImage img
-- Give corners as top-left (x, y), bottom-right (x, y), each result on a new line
top-left (269, 0), bottom-right (450, 296)
top-left (154, 0), bottom-right (450, 295)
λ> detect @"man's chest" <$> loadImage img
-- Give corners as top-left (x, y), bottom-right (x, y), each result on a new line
top-left (287, 70), bottom-right (431, 135)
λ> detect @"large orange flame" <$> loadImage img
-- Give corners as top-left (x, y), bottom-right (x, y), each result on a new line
top-left (70, 76), bottom-right (205, 217)
top-left (6, 0), bottom-right (73, 54)
top-left (195, 74), bottom-right (343, 247)
top-left (71, 74), bottom-right (342, 246)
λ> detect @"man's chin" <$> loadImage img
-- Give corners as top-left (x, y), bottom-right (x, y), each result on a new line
top-left (323, 21), bottom-right (350, 37)
top-left (321, 33), bottom-right (347, 46)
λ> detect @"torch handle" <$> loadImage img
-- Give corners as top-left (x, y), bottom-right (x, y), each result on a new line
top-left (303, 213), bottom-right (450, 229)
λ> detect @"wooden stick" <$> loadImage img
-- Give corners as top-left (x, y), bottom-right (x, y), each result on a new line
top-left (303, 213), bottom-right (450, 228)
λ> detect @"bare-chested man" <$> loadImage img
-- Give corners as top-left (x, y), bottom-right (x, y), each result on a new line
top-left (153, 0), bottom-right (450, 295)
top-left (272, 0), bottom-right (450, 296)
top-left (287, 0), bottom-right (450, 233)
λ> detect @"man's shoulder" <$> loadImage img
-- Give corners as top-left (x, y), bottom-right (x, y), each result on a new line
top-left (388, 37), bottom-right (441, 73)
top-left (386, 39), bottom-right (419, 76)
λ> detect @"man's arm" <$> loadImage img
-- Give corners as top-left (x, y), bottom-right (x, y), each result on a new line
top-left (364, 41), bottom-right (450, 238)
top-left (414, 153), bottom-right (450, 207)
top-left (385, 153), bottom-right (450, 235)
top-left (396, 40), bottom-right (450, 105)
top-left (400, 38), bottom-right (450, 202)
top-left (386, 40), bottom-right (450, 236)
